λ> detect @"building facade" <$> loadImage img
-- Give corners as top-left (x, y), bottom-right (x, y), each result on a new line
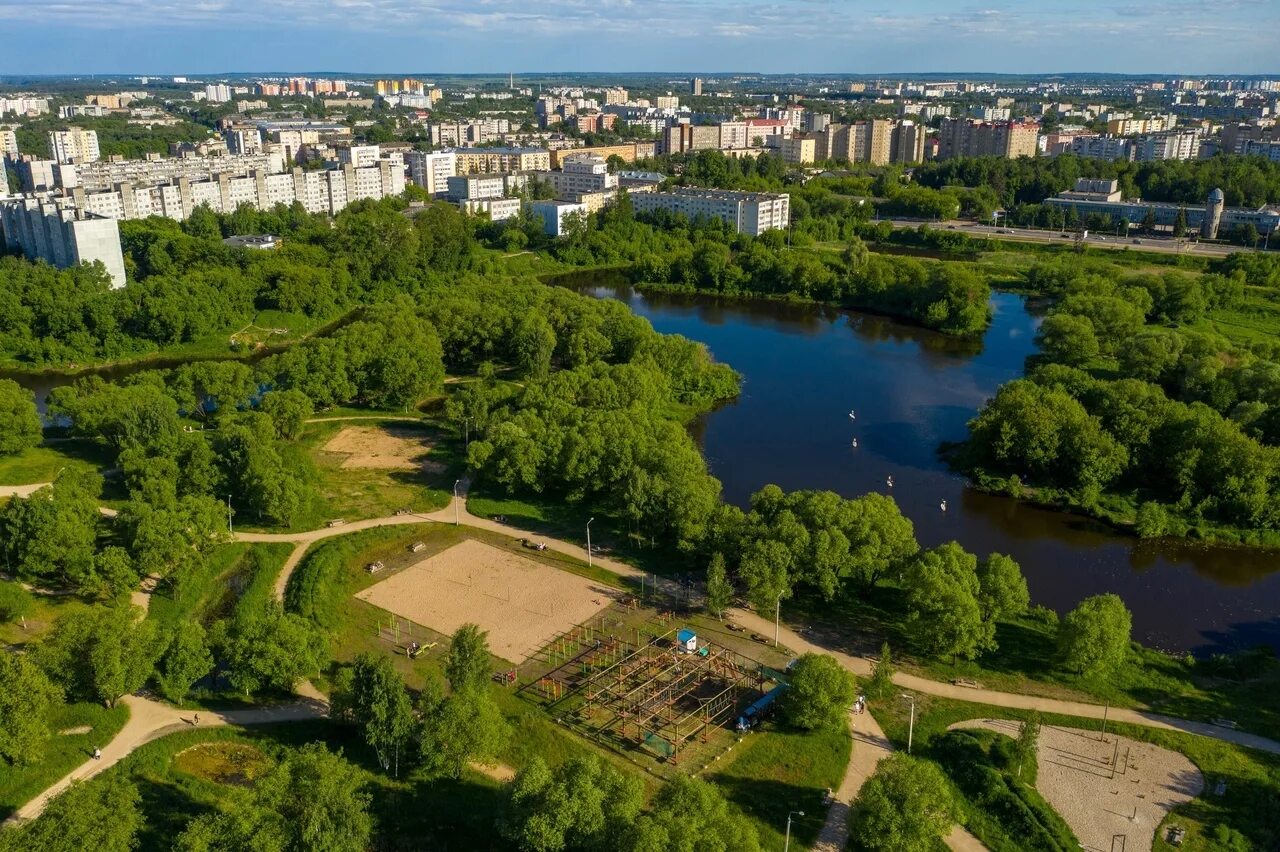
top-left (937, 119), bottom-right (1039, 159)
top-left (1, 198), bottom-right (127, 287)
top-left (630, 188), bottom-right (790, 236)
top-left (48, 129), bottom-right (101, 164)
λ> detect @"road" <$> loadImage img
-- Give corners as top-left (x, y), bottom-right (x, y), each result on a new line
top-left (875, 218), bottom-right (1247, 257)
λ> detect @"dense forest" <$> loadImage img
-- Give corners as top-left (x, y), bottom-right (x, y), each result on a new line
top-left (958, 254), bottom-right (1280, 540)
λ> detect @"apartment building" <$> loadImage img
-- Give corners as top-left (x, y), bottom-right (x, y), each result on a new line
top-left (937, 119), bottom-right (1039, 159)
top-left (0, 198), bottom-right (127, 287)
top-left (0, 97), bottom-right (50, 116)
top-left (338, 145), bottom-right (382, 168)
top-left (427, 118), bottom-right (511, 146)
top-left (1069, 135), bottom-right (1134, 161)
top-left (780, 136), bottom-right (816, 165)
top-left (223, 128), bottom-right (263, 155)
top-left (458, 197), bottom-right (521, 221)
top-left (817, 121), bottom-right (893, 165)
top-left (630, 188), bottom-right (790, 236)
top-left (48, 129), bottom-right (101, 164)
top-left (0, 129), bottom-right (17, 156)
top-left (1133, 130), bottom-right (1201, 161)
top-left (548, 144), bottom-right (642, 169)
top-left (57, 151), bottom-right (286, 192)
top-left (890, 121), bottom-right (926, 163)
top-left (654, 95), bottom-right (680, 110)
top-left (204, 84), bottom-right (233, 103)
top-left (530, 199), bottom-right (589, 236)
top-left (536, 155), bottom-right (619, 198)
top-left (405, 150), bottom-right (457, 196)
top-left (446, 174), bottom-right (507, 202)
top-left (719, 121), bottom-right (749, 149)
top-left (1242, 139), bottom-right (1280, 163)
top-left (452, 147), bottom-right (551, 175)
top-left (660, 124), bottom-right (720, 155)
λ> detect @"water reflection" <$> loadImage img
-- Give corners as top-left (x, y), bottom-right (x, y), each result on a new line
top-left (588, 283), bottom-right (1280, 655)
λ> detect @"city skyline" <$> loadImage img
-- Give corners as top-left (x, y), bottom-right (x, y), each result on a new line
top-left (1, 0), bottom-right (1278, 76)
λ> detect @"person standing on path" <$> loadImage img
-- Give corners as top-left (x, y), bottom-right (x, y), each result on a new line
top-left (92, 747), bottom-right (101, 760)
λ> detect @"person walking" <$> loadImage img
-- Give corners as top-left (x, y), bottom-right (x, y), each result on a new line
top-left (92, 747), bottom-right (101, 760)
top-left (193, 713), bottom-right (200, 727)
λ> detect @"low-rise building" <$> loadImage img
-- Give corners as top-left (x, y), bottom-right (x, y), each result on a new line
top-left (1044, 180), bottom-right (1278, 238)
top-left (630, 187), bottom-right (790, 236)
top-left (529, 199), bottom-right (588, 236)
top-left (458, 197), bottom-right (521, 221)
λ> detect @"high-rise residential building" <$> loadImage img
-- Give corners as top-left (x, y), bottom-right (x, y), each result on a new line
top-left (536, 154), bottom-right (619, 198)
top-left (654, 94), bottom-right (680, 110)
top-left (0, 129), bottom-right (17, 156)
top-left (660, 124), bottom-right (719, 155)
top-left (0, 97), bottom-right (50, 116)
top-left (222, 128), bottom-right (263, 155)
top-left (691, 78), bottom-right (703, 96)
top-left (601, 87), bottom-right (629, 105)
top-left (405, 150), bottom-right (457, 196)
top-left (48, 129), bottom-right (101, 164)
top-left (204, 84), bottom-right (233, 103)
top-left (937, 119), bottom-right (1039, 159)
top-left (452, 147), bottom-right (551, 175)
top-left (818, 121), bottom-right (893, 165)
top-left (0, 198), bottom-right (127, 287)
top-left (338, 145), bottom-right (382, 168)
top-left (890, 121), bottom-right (926, 163)
top-left (780, 136), bottom-right (816, 164)
top-left (630, 188), bottom-right (791, 236)
top-left (1070, 135), bottom-right (1134, 161)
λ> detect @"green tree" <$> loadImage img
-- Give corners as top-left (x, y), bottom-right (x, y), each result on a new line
top-left (0, 582), bottom-right (35, 629)
top-left (903, 542), bottom-right (993, 661)
top-left (512, 313), bottom-right (557, 380)
top-left (156, 621), bottom-right (213, 703)
top-left (211, 601), bottom-right (324, 696)
top-left (1134, 501), bottom-right (1170, 539)
top-left (782, 653), bottom-right (857, 731)
top-left (259, 389), bottom-right (314, 440)
top-left (0, 379), bottom-right (42, 455)
top-left (1037, 313), bottom-right (1100, 366)
top-left (976, 553), bottom-right (1030, 622)
top-left (417, 672), bottom-right (510, 778)
top-left (6, 776), bottom-right (143, 852)
top-left (35, 604), bottom-right (160, 707)
top-left (1173, 207), bottom-right (1187, 238)
top-left (629, 775), bottom-right (761, 852)
top-left (0, 653), bottom-right (61, 765)
top-left (849, 754), bottom-right (956, 852)
top-left (1058, 593), bottom-right (1132, 675)
top-left (504, 755), bottom-right (644, 852)
top-left (867, 641), bottom-right (896, 699)
top-left (0, 470), bottom-right (104, 593)
top-left (331, 652), bottom-right (415, 776)
top-left (705, 551), bottom-right (733, 619)
top-left (445, 623), bottom-right (493, 694)
top-left (176, 743), bottom-right (373, 852)
top-left (1015, 712), bottom-right (1041, 778)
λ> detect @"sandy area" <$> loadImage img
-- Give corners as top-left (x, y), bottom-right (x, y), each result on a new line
top-left (322, 425), bottom-right (439, 471)
top-left (953, 719), bottom-right (1202, 852)
top-left (355, 539), bottom-right (615, 662)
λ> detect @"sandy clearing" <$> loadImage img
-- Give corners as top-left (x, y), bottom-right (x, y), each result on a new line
top-left (321, 425), bottom-right (437, 471)
top-left (355, 539), bottom-right (616, 663)
top-left (953, 719), bottom-right (1202, 852)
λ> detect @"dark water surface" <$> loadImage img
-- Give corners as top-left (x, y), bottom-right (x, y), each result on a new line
top-left (584, 284), bottom-right (1280, 655)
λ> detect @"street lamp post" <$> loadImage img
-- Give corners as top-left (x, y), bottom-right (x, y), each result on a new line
top-left (453, 479), bottom-right (461, 526)
top-left (586, 517), bottom-right (595, 568)
top-left (784, 810), bottom-right (805, 852)
top-left (226, 495), bottom-right (233, 535)
top-left (900, 693), bottom-right (916, 754)
top-left (774, 594), bottom-right (782, 647)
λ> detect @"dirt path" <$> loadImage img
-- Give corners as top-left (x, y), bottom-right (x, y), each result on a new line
top-left (7, 691), bottom-right (327, 825)
top-left (0, 482), bottom-right (51, 498)
top-left (304, 415), bottom-right (424, 424)
top-left (811, 707), bottom-right (894, 851)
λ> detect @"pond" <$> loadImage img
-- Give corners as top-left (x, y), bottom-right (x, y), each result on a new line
top-left (583, 282), bottom-right (1280, 655)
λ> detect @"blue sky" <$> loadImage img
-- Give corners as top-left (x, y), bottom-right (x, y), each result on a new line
top-left (1, 0), bottom-right (1277, 76)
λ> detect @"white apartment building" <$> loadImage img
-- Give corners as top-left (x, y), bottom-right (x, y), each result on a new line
top-left (338, 145), bottom-right (381, 168)
top-left (0, 97), bottom-right (49, 116)
top-left (630, 188), bottom-right (790, 236)
top-left (1134, 130), bottom-right (1201, 161)
top-left (205, 84), bottom-right (233, 103)
top-left (446, 174), bottom-right (506, 201)
top-left (459, 197), bottom-right (521, 221)
top-left (57, 151), bottom-right (286, 192)
top-left (1, 198), bottom-right (127, 287)
top-left (536, 155), bottom-right (618, 198)
top-left (60, 104), bottom-right (111, 118)
top-left (655, 95), bottom-right (680, 110)
top-left (405, 150), bottom-right (457, 196)
top-left (48, 129), bottom-right (101, 164)
top-left (223, 128), bottom-right (263, 155)
top-left (0, 129), bottom-right (17, 156)
top-left (1070, 135), bottom-right (1134, 161)
top-left (719, 121), bottom-right (749, 149)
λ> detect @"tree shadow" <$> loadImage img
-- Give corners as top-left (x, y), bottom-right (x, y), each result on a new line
top-left (709, 775), bottom-right (829, 846)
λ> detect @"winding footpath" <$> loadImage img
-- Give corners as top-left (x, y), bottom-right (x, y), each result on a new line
top-left (7, 477), bottom-right (1280, 846)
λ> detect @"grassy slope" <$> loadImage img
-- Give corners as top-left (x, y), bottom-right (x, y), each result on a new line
top-left (0, 702), bottom-right (130, 820)
top-left (870, 694), bottom-right (1280, 852)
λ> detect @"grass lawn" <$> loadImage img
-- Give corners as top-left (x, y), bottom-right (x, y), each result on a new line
top-left (869, 694), bottom-right (1280, 852)
top-left (0, 581), bottom-right (99, 649)
top-left (707, 722), bottom-right (850, 851)
top-left (0, 441), bottom-right (113, 487)
top-left (0, 702), bottom-right (130, 820)
top-left (239, 418), bottom-right (459, 534)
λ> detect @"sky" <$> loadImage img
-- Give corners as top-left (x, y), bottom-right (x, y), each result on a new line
top-left (1, 0), bottom-right (1277, 76)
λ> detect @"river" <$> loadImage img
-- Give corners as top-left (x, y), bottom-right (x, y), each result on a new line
top-left (583, 283), bottom-right (1280, 655)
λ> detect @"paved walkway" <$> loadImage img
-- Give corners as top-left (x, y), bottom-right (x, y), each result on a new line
top-left (0, 482), bottom-right (51, 498)
top-left (7, 690), bottom-right (328, 824)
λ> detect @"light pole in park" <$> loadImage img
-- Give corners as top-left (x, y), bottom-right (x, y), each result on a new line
top-left (226, 495), bottom-right (233, 534)
top-left (774, 593), bottom-right (782, 647)
top-left (900, 693), bottom-right (917, 754)
top-left (784, 810), bottom-right (805, 852)
top-left (586, 517), bottom-right (595, 568)
top-left (453, 479), bottom-right (461, 526)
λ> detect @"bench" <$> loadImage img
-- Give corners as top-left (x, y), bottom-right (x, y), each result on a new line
top-left (327, 518), bottom-right (346, 528)
top-left (365, 561), bottom-right (385, 574)
top-left (409, 542), bottom-right (426, 553)
top-left (951, 678), bottom-right (982, 689)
